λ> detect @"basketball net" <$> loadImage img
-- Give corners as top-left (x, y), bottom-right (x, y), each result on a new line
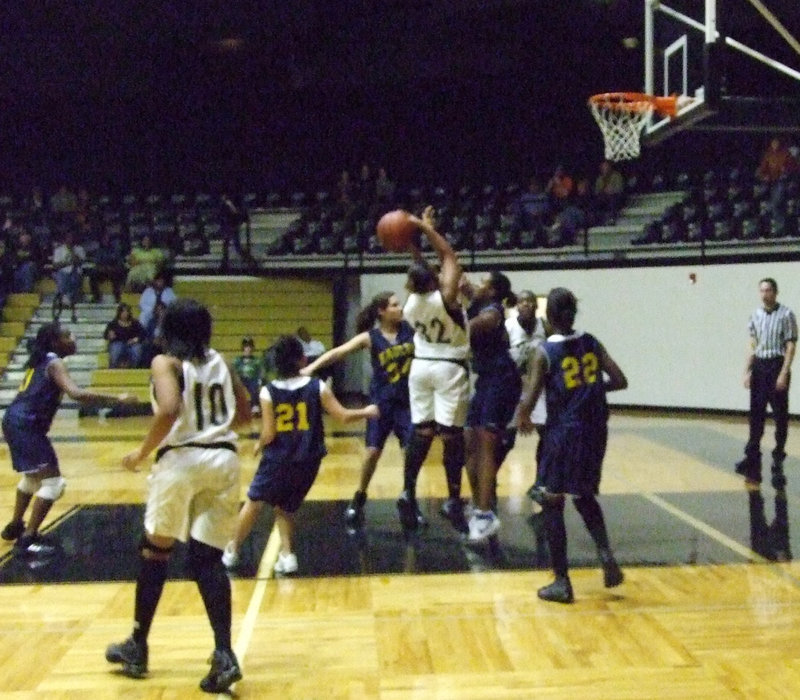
top-left (589, 93), bottom-right (678, 161)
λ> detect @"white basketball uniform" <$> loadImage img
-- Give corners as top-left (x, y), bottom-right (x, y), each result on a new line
top-left (144, 348), bottom-right (241, 550)
top-left (506, 314), bottom-right (547, 425)
top-left (403, 289), bottom-right (470, 427)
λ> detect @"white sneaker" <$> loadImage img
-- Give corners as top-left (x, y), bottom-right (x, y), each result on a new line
top-left (468, 510), bottom-right (501, 542)
top-left (221, 541), bottom-right (239, 568)
top-left (274, 551), bottom-right (298, 575)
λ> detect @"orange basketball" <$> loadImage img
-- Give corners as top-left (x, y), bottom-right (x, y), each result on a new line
top-left (376, 210), bottom-right (417, 252)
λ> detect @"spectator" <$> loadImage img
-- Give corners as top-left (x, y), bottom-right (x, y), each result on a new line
top-left (0, 237), bottom-right (15, 310)
top-left (546, 164), bottom-right (574, 212)
top-left (296, 326), bottom-right (325, 364)
top-left (232, 336), bottom-right (263, 417)
top-left (49, 183), bottom-right (78, 221)
top-left (142, 300), bottom-right (168, 367)
top-left (517, 177), bottom-right (552, 233)
top-left (51, 230), bottom-right (87, 322)
top-left (220, 193), bottom-right (251, 272)
top-left (756, 137), bottom-right (800, 234)
top-left (547, 178), bottom-right (594, 246)
top-left (104, 302), bottom-right (146, 368)
top-left (125, 233), bottom-right (166, 292)
top-left (374, 166), bottom-right (396, 210)
top-left (88, 229), bottom-right (127, 303)
top-left (11, 227), bottom-right (41, 293)
top-left (593, 160), bottom-right (626, 223)
top-left (139, 270), bottom-right (177, 337)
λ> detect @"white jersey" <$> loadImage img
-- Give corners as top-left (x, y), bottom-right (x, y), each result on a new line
top-left (404, 289), bottom-right (469, 362)
top-left (153, 348), bottom-right (238, 449)
top-left (505, 315), bottom-right (548, 426)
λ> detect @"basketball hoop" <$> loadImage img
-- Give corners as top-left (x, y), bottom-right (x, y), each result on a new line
top-left (589, 92), bottom-right (679, 161)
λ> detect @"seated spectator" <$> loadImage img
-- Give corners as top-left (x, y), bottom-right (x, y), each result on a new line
top-left (0, 237), bottom-right (14, 310)
top-left (88, 229), bottom-right (127, 303)
top-left (139, 269), bottom-right (177, 337)
top-left (545, 164), bottom-right (574, 213)
top-left (104, 302), bottom-right (146, 368)
top-left (10, 226), bottom-right (41, 293)
top-left (297, 325), bottom-right (325, 362)
top-left (52, 229), bottom-right (87, 322)
top-left (141, 300), bottom-right (168, 366)
top-left (517, 177), bottom-right (552, 231)
top-left (756, 137), bottom-right (800, 233)
top-left (547, 178), bottom-right (594, 246)
top-left (374, 166), bottom-right (396, 213)
top-left (125, 233), bottom-right (166, 292)
top-left (594, 160), bottom-right (625, 223)
top-left (232, 336), bottom-right (263, 416)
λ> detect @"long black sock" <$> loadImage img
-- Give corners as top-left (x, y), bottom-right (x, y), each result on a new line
top-left (189, 539), bottom-right (232, 651)
top-left (404, 429), bottom-right (433, 496)
top-left (133, 556), bottom-right (169, 645)
top-left (573, 495), bottom-right (611, 551)
top-left (442, 430), bottom-right (465, 499)
top-left (543, 499), bottom-right (568, 578)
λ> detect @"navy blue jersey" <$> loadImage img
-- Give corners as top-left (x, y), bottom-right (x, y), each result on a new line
top-left (3, 352), bottom-right (63, 433)
top-left (543, 332), bottom-right (608, 429)
top-left (262, 377), bottom-right (326, 464)
top-left (537, 331), bottom-right (609, 495)
top-left (469, 300), bottom-right (516, 376)
top-left (368, 321), bottom-right (414, 405)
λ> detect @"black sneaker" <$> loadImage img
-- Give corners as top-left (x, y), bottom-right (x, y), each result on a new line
top-left (538, 576), bottom-right (574, 604)
top-left (14, 533), bottom-right (58, 556)
top-left (1, 520), bottom-right (24, 541)
top-left (439, 497), bottom-right (468, 534)
top-left (344, 490), bottom-right (367, 527)
top-left (599, 550), bottom-right (624, 588)
top-left (105, 636), bottom-right (148, 678)
top-left (200, 649), bottom-right (242, 693)
top-left (735, 457), bottom-right (761, 483)
top-left (397, 492), bottom-right (419, 531)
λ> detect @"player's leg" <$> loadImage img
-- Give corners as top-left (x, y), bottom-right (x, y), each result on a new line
top-left (537, 492), bottom-right (574, 604)
top-left (738, 363), bottom-right (769, 481)
top-left (573, 494), bottom-right (623, 587)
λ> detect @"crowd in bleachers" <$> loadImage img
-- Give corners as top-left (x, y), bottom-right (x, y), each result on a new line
top-left (0, 137), bottom-right (797, 302)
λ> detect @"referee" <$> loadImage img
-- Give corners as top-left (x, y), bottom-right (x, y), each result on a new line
top-left (736, 278), bottom-right (797, 488)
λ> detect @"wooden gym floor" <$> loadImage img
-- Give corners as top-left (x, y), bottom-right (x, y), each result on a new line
top-left (1, 409), bottom-right (800, 698)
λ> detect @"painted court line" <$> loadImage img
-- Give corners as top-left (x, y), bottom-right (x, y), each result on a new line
top-left (641, 491), bottom-right (770, 563)
top-left (227, 524), bottom-right (281, 696)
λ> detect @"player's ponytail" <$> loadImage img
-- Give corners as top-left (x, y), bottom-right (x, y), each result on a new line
top-left (26, 322), bottom-right (62, 368)
top-left (356, 291), bottom-right (394, 332)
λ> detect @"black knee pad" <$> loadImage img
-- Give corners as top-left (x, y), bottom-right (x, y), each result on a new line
top-left (138, 534), bottom-right (174, 558)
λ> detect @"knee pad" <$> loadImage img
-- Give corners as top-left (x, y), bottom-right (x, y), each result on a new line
top-left (17, 474), bottom-right (40, 495)
top-left (36, 476), bottom-right (66, 501)
top-left (138, 534), bottom-right (174, 558)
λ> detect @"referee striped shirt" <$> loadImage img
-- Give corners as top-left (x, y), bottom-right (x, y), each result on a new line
top-left (748, 303), bottom-right (798, 359)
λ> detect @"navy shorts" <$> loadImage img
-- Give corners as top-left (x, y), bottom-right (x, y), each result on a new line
top-left (365, 400), bottom-right (412, 450)
top-left (536, 422), bottom-right (608, 496)
top-left (466, 369), bottom-right (522, 432)
top-left (247, 456), bottom-right (321, 513)
top-left (2, 422), bottom-right (58, 473)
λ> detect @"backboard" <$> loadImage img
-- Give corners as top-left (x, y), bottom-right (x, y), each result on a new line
top-left (641, 0), bottom-right (800, 145)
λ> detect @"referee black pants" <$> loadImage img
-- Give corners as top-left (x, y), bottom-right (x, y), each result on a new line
top-left (745, 357), bottom-right (790, 466)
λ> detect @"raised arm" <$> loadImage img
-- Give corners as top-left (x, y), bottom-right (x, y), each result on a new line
top-left (409, 205), bottom-right (461, 307)
top-left (300, 332), bottom-right (371, 376)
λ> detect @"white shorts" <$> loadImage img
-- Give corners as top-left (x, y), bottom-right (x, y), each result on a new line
top-left (144, 446), bottom-right (240, 550)
top-left (408, 358), bottom-right (469, 428)
top-left (510, 390), bottom-right (547, 427)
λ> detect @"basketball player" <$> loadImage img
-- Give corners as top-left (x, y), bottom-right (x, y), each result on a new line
top-left (223, 335), bottom-right (378, 573)
top-left (302, 292), bottom-right (414, 528)
top-left (398, 205), bottom-right (470, 534)
top-left (462, 271), bottom-right (521, 542)
top-left (503, 290), bottom-right (548, 463)
top-left (1, 322), bottom-right (136, 554)
top-left (517, 287), bottom-right (627, 603)
top-left (106, 299), bottom-right (252, 694)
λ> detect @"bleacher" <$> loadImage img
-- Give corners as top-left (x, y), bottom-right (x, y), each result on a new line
top-left (0, 276), bottom-right (334, 416)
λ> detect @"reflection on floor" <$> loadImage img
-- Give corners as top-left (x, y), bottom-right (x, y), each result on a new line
top-left (0, 489), bottom-right (791, 584)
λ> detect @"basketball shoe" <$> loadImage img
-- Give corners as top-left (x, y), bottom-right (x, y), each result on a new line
top-left (105, 636), bottom-right (148, 678)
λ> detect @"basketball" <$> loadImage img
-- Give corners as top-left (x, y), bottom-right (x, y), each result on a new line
top-left (376, 210), bottom-right (417, 252)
